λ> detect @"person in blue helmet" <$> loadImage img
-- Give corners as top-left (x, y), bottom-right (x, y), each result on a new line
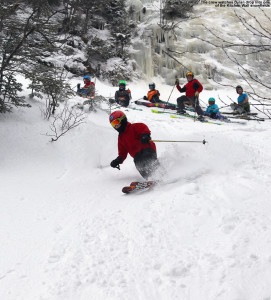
top-left (204, 98), bottom-right (227, 120)
top-left (77, 75), bottom-right (95, 98)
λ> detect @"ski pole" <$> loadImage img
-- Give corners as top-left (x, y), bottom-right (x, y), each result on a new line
top-left (218, 95), bottom-right (228, 105)
top-left (198, 97), bottom-right (207, 107)
top-left (151, 139), bottom-right (207, 144)
top-left (131, 97), bottom-right (144, 103)
top-left (219, 104), bottom-right (232, 109)
top-left (249, 103), bottom-right (271, 106)
top-left (163, 84), bottom-right (175, 111)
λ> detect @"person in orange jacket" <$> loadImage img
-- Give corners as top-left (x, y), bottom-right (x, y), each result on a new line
top-left (143, 82), bottom-right (161, 103)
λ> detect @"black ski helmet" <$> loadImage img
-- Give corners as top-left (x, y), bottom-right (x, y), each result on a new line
top-left (186, 72), bottom-right (194, 79)
top-left (236, 85), bottom-right (243, 93)
top-left (149, 82), bottom-right (155, 90)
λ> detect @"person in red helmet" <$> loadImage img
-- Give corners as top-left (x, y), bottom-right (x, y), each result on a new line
top-left (109, 110), bottom-right (159, 180)
top-left (175, 72), bottom-right (204, 121)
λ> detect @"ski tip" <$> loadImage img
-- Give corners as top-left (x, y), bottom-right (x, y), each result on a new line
top-left (122, 181), bottom-right (156, 194)
top-left (122, 186), bottom-right (133, 194)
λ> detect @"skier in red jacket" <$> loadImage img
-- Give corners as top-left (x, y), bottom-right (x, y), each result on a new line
top-left (109, 110), bottom-right (159, 180)
top-left (176, 72), bottom-right (204, 121)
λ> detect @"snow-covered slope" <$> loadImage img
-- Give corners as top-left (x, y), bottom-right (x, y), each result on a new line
top-left (1, 78), bottom-right (271, 300)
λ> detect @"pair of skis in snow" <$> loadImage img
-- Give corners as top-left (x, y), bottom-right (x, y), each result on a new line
top-left (134, 100), bottom-right (176, 110)
top-left (122, 181), bottom-right (156, 194)
top-left (151, 109), bottom-right (248, 125)
top-left (151, 109), bottom-right (224, 125)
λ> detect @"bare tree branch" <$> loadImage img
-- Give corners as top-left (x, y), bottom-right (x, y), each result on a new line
top-left (45, 102), bottom-right (86, 142)
top-left (193, 8), bottom-right (271, 103)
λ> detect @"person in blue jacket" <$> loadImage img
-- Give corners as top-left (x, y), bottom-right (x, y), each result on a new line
top-left (77, 75), bottom-right (95, 97)
top-left (230, 85), bottom-right (250, 113)
top-left (204, 98), bottom-right (227, 120)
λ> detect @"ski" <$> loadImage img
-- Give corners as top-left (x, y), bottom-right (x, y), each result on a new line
top-left (221, 112), bottom-right (258, 116)
top-left (156, 100), bottom-right (195, 112)
top-left (152, 109), bottom-right (246, 125)
top-left (151, 109), bottom-right (197, 117)
top-left (110, 104), bottom-right (143, 111)
top-left (219, 119), bottom-right (246, 125)
top-left (152, 109), bottom-right (222, 125)
top-left (229, 116), bottom-right (265, 121)
top-left (135, 100), bottom-right (176, 110)
top-left (151, 109), bottom-right (177, 115)
top-left (122, 181), bottom-right (156, 194)
top-left (130, 107), bottom-right (143, 111)
top-left (170, 114), bottom-right (224, 125)
top-left (159, 100), bottom-right (177, 107)
top-left (184, 106), bottom-right (196, 112)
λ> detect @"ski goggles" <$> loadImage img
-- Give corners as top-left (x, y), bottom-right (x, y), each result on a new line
top-left (186, 72), bottom-right (193, 76)
top-left (110, 115), bottom-right (126, 128)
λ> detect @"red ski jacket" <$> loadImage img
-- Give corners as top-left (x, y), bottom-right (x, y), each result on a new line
top-left (118, 122), bottom-right (156, 162)
top-left (84, 82), bottom-right (95, 89)
top-left (177, 79), bottom-right (203, 98)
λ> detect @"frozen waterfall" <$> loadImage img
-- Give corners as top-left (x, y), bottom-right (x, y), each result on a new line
top-left (127, 1), bottom-right (270, 91)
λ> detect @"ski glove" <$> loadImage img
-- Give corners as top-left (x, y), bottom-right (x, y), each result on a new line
top-left (175, 78), bottom-right (179, 86)
top-left (110, 156), bottom-right (122, 169)
top-left (143, 96), bottom-right (148, 100)
top-left (195, 91), bottom-right (199, 97)
top-left (140, 133), bottom-right (151, 144)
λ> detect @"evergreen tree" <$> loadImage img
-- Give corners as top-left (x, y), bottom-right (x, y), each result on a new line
top-left (0, 2), bottom-right (28, 112)
top-left (0, 0), bottom-right (136, 113)
top-left (0, 0), bottom-right (71, 113)
top-left (163, 0), bottom-right (199, 19)
top-left (104, 0), bottom-right (131, 58)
